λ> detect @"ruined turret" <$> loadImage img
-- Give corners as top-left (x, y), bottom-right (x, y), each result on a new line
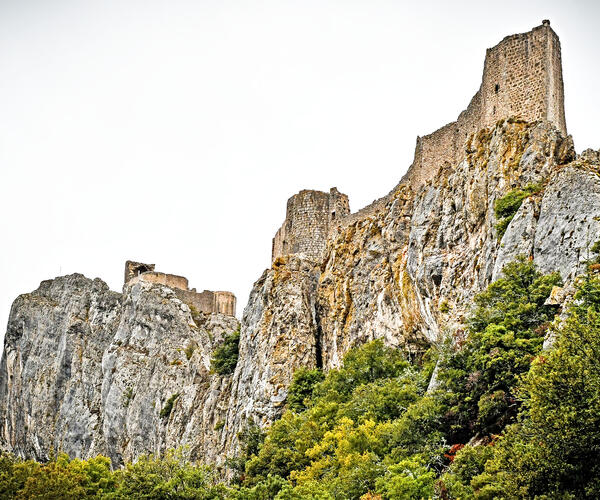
top-left (271, 187), bottom-right (350, 262)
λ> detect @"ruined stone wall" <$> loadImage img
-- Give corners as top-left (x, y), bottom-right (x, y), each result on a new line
top-left (272, 225), bottom-right (286, 262)
top-left (130, 272), bottom-right (189, 291)
top-left (406, 123), bottom-right (457, 189)
top-left (328, 187), bottom-right (350, 223)
top-left (272, 24), bottom-right (567, 265)
top-left (124, 261), bottom-right (155, 284)
top-left (272, 188), bottom-right (350, 262)
top-left (124, 261), bottom-right (236, 316)
top-left (403, 21), bottom-right (566, 190)
top-left (332, 191), bottom-right (393, 230)
top-left (214, 292), bottom-right (236, 316)
top-left (174, 289), bottom-right (236, 317)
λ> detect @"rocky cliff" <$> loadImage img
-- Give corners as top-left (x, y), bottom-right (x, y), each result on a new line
top-left (317, 119), bottom-right (588, 368)
top-left (1, 118), bottom-right (598, 469)
top-left (0, 275), bottom-right (239, 466)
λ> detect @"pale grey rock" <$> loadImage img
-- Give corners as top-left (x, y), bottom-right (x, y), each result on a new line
top-left (100, 280), bottom-right (239, 466)
top-left (0, 275), bottom-right (239, 466)
top-left (0, 274), bottom-right (121, 461)
top-left (221, 256), bottom-right (320, 457)
top-left (318, 119), bottom-right (583, 368)
top-left (493, 197), bottom-right (538, 280)
top-left (533, 166), bottom-right (600, 280)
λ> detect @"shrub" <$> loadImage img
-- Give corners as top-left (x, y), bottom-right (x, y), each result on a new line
top-left (122, 387), bottom-right (133, 408)
top-left (159, 393), bottom-right (180, 419)
top-left (211, 329), bottom-right (241, 375)
top-left (494, 183), bottom-right (541, 239)
top-left (184, 342), bottom-right (196, 360)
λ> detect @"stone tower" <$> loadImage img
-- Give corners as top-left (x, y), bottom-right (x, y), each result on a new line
top-left (403, 20), bottom-right (567, 189)
top-left (272, 187), bottom-right (350, 262)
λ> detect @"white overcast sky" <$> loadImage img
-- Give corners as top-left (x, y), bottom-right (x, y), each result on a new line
top-left (1, 0), bottom-right (599, 349)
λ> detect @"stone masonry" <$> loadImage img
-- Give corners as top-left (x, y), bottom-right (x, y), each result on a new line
top-left (270, 22), bottom-right (569, 264)
top-left (124, 260), bottom-right (236, 316)
top-left (272, 188), bottom-right (350, 262)
top-left (402, 20), bottom-right (567, 189)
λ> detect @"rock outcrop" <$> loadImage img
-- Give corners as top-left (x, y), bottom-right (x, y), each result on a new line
top-left (317, 119), bottom-right (588, 368)
top-left (1, 119), bottom-right (598, 469)
top-left (0, 275), bottom-right (239, 466)
top-left (220, 256), bottom-right (320, 457)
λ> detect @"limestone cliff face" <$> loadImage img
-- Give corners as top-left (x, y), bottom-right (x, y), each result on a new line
top-left (0, 275), bottom-right (239, 465)
top-left (0, 275), bottom-right (120, 461)
top-left (317, 120), bottom-right (594, 368)
top-left (0, 256), bottom-right (322, 467)
top-left (0, 119), bottom-right (599, 468)
top-left (220, 256), bottom-right (320, 457)
top-left (100, 280), bottom-right (238, 466)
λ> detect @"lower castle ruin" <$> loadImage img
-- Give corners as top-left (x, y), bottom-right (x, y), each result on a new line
top-left (124, 260), bottom-right (236, 317)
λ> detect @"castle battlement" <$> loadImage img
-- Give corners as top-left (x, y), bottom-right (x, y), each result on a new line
top-left (124, 260), bottom-right (236, 316)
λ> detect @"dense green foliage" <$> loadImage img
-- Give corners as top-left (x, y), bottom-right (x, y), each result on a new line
top-left (494, 184), bottom-right (541, 238)
top-left (443, 270), bottom-right (600, 499)
top-left (438, 256), bottom-right (561, 441)
top-left (0, 453), bottom-right (117, 499)
top-left (0, 450), bottom-right (232, 499)
top-left (225, 257), bottom-right (563, 499)
top-left (211, 329), bottom-right (240, 375)
top-left (286, 368), bottom-right (325, 413)
top-left (3, 258), bottom-right (600, 499)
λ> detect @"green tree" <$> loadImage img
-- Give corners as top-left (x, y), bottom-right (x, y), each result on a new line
top-left (0, 452), bottom-right (29, 499)
top-left (313, 340), bottom-right (410, 401)
top-left (244, 341), bottom-right (439, 499)
top-left (470, 276), bottom-right (600, 499)
top-left (440, 442), bottom-right (494, 499)
top-left (287, 368), bottom-right (324, 413)
top-left (376, 455), bottom-right (436, 500)
top-left (437, 257), bottom-right (560, 440)
top-left (112, 449), bottom-right (230, 499)
top-left (7, 453), bottom-right (117, 500)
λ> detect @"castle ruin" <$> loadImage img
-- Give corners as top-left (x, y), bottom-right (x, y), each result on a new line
top-left (271, 22), bottom-right (568, 263)
top-left (402, 20), bottom-right (566, 189)
top-left (124, 260), bottom-right (236, 316)
top-left (271, 188), bottom-right (350, 262)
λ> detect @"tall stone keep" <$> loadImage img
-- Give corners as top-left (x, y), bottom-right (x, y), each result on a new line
top-left (403, 20), bottom-right (567, 189)
top-left (272, 187), bottom-right (350, 262)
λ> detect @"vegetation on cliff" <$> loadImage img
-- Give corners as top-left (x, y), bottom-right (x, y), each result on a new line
top-left (493, 183), bottom-right (542, 238)
top-left (1, 259), bottom-right (599, 499)
top-left (211, 329), bottom-right (241, 375)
